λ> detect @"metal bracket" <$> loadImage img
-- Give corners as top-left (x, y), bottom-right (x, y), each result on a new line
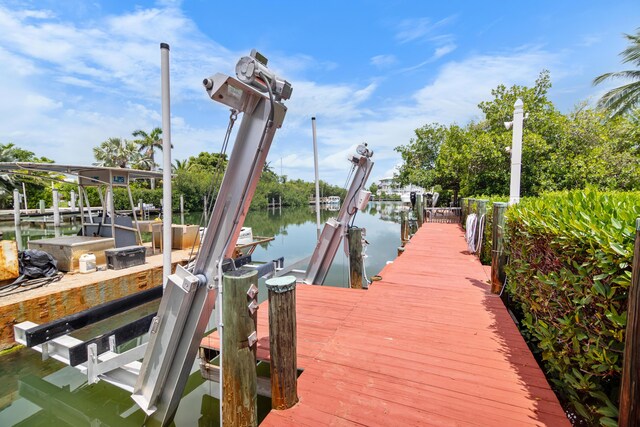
top-left (247, 331), bottom-right (258, 348)
top-left (247, 283), bottom-right (259, 300)
top-left (248, 300), bottom-right (259, 316)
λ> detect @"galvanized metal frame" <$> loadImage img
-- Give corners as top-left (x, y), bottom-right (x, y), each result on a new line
top-left (303, 152), bottom-right (374, 285)
top-left (131, 73), bottom-right (287, 424)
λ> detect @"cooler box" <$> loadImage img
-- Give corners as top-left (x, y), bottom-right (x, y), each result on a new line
top-left (105, 245), bottom-right (146, 270)
top-left (171, 225), bottom-right (200, 250)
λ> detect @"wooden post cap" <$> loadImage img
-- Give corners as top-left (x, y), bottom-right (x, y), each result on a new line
top-left (265, 276), bottom-right (296, 293)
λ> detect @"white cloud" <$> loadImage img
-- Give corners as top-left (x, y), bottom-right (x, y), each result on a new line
top-left (371, 54), bottom-right (397, 67)
top-left (394, 15), bottom-right (456, 44)
top-left (434, 43), bottom-right (456, 59)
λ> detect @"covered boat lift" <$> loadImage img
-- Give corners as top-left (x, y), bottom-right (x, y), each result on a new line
top-left (0, 162), bottom-right (164, 247)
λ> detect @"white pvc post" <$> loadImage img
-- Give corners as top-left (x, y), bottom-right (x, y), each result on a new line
top-left (311, 117), bottom-right (321, 240)
top-left (509, 99), bottom-right (524, 205)
top-left (22, 182), bottom-right (28, 210)
top-left (52, 188), bottom-right (60, 227)
top-left (70, 190), bottom-right (76, 209)
top-left (161, 43), bottom-right (173, 286)
top-left (13, 190), bottom-right (22, 251)
top-left (180, 194), bottom-right (184, 225)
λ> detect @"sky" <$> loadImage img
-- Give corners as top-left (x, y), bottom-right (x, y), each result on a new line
top-left (0, 0), bottom-right (638, 186)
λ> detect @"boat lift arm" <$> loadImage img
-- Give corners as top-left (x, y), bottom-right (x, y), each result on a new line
top-left (303, 145), bottom-right (374, 285)
top-left (131, 51), bottom-right (292, 424)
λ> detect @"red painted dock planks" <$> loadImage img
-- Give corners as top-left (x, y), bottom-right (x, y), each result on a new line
top-left (201, 223), bottom-right (570, 426)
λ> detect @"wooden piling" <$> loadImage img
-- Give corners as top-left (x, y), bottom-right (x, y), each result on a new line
top-left (619, 218), bottom-right (640, 427)
top-left (416, 194), bottom-right (424, 228)
top-left (400, 211), bottom-right (409, 245)
top-left (490, 202), bottom-right (508, 294)
top-left (265, 276), bottom-right (298, 410)
top-left (222, 269), bottom-right (258, 426)
top-left (347, 227), bottom-right (364, 289)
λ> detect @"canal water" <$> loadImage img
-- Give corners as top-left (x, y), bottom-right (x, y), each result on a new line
top-left (0, 202), bottom-right (404, 426)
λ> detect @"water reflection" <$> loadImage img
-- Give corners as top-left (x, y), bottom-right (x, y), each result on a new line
top-left (0, 202), bottom-right (403, 426)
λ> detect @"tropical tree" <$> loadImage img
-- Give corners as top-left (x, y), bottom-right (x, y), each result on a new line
top-left (93, 137), bottom-right (141, 168)
top-left (132, 128), bottom-right (163, 169)
top-left (593, 28), bottom-right (640, 117)
top-left (0, 143), bottom-right (54, 208)
top-left (132, 127), bottom-right (165, 189)
top-left (172, 159), bottom-right (191, 173)
top-left (394, 123), bottom-right (446, 188)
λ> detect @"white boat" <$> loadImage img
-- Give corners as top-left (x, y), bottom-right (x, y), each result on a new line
top-left (400, 193), bottom-right (411, 204)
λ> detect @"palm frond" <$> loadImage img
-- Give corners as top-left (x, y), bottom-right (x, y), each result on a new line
top-left (596, 81), bottom-right (640, 117)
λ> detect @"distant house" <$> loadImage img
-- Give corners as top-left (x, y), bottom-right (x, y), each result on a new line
top-left (376, 177), bottom-right (425, 197)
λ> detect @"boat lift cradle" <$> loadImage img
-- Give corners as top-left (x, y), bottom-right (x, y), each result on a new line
top-left (15, 50), bottom-right (292, 426)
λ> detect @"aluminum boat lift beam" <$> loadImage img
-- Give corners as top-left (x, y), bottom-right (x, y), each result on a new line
top-left (129, 51), bottom-right (291, 424)
top-left (303, 146), bottom-right (374, 285)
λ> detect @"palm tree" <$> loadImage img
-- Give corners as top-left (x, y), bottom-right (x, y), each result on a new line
top-left (593, 28), bottom-right (640, 117)
top-left (93, 138), bottom-right (139, 168)
top-left (172, 159), bottom-right (191, 173)
top-left (132, 127), bottom-right (164, 188)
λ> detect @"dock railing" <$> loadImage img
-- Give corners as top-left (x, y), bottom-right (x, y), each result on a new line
top-left (424, 207), bottom-right (462, 224)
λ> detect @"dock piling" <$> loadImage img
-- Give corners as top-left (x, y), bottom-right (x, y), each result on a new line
top-left (222, 269), bottom-right (258, 426)
top-left (52, 188), bottom-right (60, 227)
top-left (265, 276), bottom-right (298, 410)
top-left (415, 194), bottom-right (424, 228)
top-left (619, 217), bottom-right (640, 427)
top-left (400, 211), bottom-right (409, 245)
top-left (347, 227), bottom-right (364, 289)
top-left (491, 202), bottom-right (508, 293)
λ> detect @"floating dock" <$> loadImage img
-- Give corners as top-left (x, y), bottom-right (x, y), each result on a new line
top-left (202, 222), bottom-right (569, 425)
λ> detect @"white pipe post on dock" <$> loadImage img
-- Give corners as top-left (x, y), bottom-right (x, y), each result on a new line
top-left (13, 189), bottom-right (22, 251)
top-left (508, 99), bottom-right (524, 205)
top-left (22, 182), bottom-right (28, 210)
top-left (180, 194), bottom-right (184, 225)
top-left (203, 195), bottom-right (208, 223)
top-left (70, 190), bottom-right (76, 209)
top-left (52, 188), bottom-right (60, 227)
top-left (311, 117), bottom-right (321, 240)
top-left (160, 42), bottom-right (173, 286)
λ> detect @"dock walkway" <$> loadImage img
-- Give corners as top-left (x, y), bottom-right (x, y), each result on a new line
top-left (203, 222), bottom-right (570, 425)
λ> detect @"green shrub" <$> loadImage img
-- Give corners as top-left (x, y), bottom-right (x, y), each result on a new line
top-left (504, 188), bottom-right (640, 426)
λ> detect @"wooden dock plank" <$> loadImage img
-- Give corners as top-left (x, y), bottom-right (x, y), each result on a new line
top-left (202, 223), bottom-right (570, 426)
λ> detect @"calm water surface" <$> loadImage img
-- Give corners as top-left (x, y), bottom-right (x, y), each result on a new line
top-left (0, 202), bottom-right (404, 426)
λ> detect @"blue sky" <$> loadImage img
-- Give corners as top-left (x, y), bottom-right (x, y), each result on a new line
top-left (0, 0), bottom-right (638, 185)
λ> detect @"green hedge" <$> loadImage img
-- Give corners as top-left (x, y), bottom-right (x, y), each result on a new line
top-left (504, 189), bottom-right (640, 426)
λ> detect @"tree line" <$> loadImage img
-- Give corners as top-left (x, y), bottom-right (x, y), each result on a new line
top-left (395, 28), bottom-right (640, 202)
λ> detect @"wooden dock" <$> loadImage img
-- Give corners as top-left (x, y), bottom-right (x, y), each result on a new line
top-left (201, 222), bottom-right (570, 426)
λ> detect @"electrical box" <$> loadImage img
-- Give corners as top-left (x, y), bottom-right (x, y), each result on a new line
top-left (356, 190), bottom-right (371, 211)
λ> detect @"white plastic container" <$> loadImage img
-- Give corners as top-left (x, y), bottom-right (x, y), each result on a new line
top-left (79, 253), bottom-right (97, 273)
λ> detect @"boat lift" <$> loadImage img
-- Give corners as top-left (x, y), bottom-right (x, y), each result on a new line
top-left (13, 49), bottom-right (374, 425)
